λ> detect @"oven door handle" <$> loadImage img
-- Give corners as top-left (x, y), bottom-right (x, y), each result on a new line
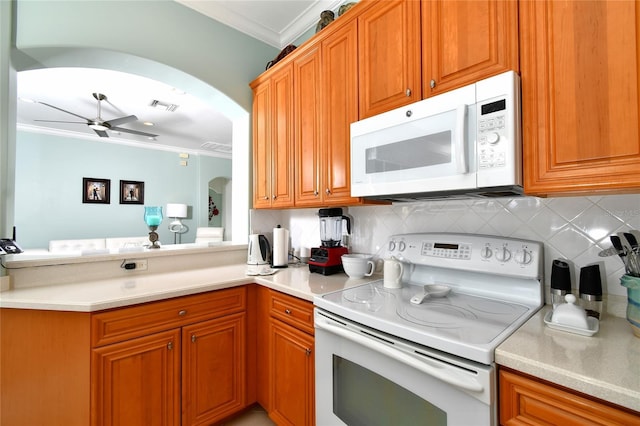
top-left (315, 316), bottom-right (484, 393)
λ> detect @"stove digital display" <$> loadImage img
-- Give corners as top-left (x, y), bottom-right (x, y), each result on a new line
top-left (433, 243), bottom-right (458, 250)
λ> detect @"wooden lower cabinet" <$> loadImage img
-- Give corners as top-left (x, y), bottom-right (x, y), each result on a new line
top-left (256, 287), bottom-right (316, 426)
top-left (499, 368), bottom-right (640, 425)
top-left (269, 319), bottom-right (315, 426)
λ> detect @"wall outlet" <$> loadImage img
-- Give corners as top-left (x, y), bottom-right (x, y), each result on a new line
top-left (135, 259), bottom-right (148, 271)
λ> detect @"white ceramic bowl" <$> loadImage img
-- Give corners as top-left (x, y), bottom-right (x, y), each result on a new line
top-left (341, 254), bottom-right (374, 279)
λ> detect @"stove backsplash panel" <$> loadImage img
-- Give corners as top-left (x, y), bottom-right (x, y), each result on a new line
top-left (250, 194), bottom-right (640, 299)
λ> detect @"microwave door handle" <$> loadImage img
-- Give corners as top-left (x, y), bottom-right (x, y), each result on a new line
top-left (454, 104), bottom-right (468, 174)
top-left (315, 315), bottom-right (484, 393)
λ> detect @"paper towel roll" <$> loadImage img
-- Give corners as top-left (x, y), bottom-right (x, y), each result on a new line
top-left (272, 225), bottom-right (289, 268)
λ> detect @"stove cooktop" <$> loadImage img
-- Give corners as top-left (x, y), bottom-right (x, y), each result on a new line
top-left (314, 233), bottom-right (544, 365)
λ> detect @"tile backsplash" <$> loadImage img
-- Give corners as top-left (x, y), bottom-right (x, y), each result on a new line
top-left (250, 194), bottom-right (640, 299)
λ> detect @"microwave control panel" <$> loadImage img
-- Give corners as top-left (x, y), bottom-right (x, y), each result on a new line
top-left (477, 98), bottom-right (507, 169)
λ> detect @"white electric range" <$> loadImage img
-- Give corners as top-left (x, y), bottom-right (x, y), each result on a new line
top-left (314, 233), bottom-right (544, 426)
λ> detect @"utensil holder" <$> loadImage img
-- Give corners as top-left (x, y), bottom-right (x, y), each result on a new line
top-left (620, 274), bottom-right (640, 338)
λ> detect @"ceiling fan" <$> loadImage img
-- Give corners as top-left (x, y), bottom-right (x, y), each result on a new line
top-left (34, 92), bottom-right (158, 139)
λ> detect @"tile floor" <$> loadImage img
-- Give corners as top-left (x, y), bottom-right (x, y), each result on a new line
top-left (219, 405), bottom-right (275, 426)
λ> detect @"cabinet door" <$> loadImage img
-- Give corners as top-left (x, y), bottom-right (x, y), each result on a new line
top-left (294, 44), bottom-right (323, 206)
top-left (182, 312), bottom-right (246, 426)
top-left (251, 78), bottom-right (272, 209)
top-left (269, 319), bottom-right (315, 426)
top-left (358, 0), bottom-right (422, 119)
top-left (499, 369), bottom-right (640, 425)
top-left (322, 19), bottom-right (361, 205)
top-left (520, 0), bottom-right (640, 196)
top-left (422, 0), bottom-right (519, 96)
top-left (271, 64), bottom-right (296, 208)
top-left (92, 329), bottom-right (181, 426)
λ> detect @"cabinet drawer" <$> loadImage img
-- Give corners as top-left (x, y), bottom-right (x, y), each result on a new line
top-left (91, 287), bottom-right (246, 347)
top-left (268, 290), bottom-right (314, 335)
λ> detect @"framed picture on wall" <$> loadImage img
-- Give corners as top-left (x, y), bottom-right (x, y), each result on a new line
top-left (120, 180), bottom-right (145, 204)
top-left (82, 178), bottom-right (111, 204)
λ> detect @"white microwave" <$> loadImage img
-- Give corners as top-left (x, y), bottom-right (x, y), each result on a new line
top-left (350, 71), bottom-right (522, 200)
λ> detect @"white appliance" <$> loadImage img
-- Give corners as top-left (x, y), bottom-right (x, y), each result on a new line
top-left (314, 233), bottom-right (543, 426)
top-left (350, 71), bottom-right (521, 200)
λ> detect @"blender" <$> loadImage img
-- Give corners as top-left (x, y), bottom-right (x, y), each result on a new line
top-left (308, 208), bottom-right (352, 275)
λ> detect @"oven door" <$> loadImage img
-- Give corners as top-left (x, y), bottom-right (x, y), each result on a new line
top-left (315, 310), bottom-right (496, 426)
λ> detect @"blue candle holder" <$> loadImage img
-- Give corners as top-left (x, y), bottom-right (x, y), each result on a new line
top-left (144, 206), bottom-right (163, 249)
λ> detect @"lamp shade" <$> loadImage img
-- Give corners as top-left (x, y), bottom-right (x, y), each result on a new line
top-left (166, 203), bottom-right (187, 218)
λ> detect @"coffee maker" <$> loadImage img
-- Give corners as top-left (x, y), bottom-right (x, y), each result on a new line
top-left (308, 208), bottom-right (351, 275)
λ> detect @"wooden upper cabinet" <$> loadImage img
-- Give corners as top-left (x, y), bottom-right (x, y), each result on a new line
top-left (251, 65), bottom-right (295, 209)
top-left (294, 44), bottom-right (323, 206)
top-left (520, 0), bottom-right (640, 196)
top-left (358, 0), bottom-right (422, 119)
top-left (422, 0), bottom-right (519, 97)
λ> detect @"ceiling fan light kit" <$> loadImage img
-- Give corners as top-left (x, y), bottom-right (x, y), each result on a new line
top-left (34, 92), bottom-right (158, 139)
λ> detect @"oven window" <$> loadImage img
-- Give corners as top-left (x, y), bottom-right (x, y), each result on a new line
top-left (365, 131), bottom-right (452, 174)
top-left (332, 355), bottom-right (446, 426)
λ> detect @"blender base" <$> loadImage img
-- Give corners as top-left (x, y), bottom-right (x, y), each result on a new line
top-left (308, 263), bottom-right (344, 275)
top-left (308, 246), bottom-right (349, 275)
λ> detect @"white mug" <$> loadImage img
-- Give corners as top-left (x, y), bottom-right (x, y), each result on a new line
top-left (342, 254), bottom-right (375, 279)
top-left (384, 257), bottom-right (404, 288)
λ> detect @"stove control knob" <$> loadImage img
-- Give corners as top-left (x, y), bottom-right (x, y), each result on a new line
top-left (388, 240), bottom-right (396, 251)
top-left (398, 241), bottom-right (406, 252)
top-left (480, 246), bottom-right (493, 259)
top-left (495, 246), bottom-right (512, 263)
top-left (515, 248), bottom-right (533, 265)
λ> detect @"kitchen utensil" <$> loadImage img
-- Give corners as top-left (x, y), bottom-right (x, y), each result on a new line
top-left (272, 225), bottom-right (289, 268)
top-left (598, 247), bottom-right (621, 257)
top-left (619, 232), bottom-right (640, 276)
top-left (309, 208), bottom-right (352, 275)
top-left (610, 235), bottom-right (630, 274)
top-left (248, 234), bottom-right (270, 265)
top-left (578, 264), bottom-right (603, 320)
top-left (550, 259), bottom-right (572, 307)
top-left (383, 257), bottom-right (404, 288)
top-left (341, 254), bottom-right (375, 279)
top-left (410, 284), bottom-right (451, 305)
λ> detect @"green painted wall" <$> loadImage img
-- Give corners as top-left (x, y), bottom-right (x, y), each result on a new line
top-left (15, 130), bottom-right (230, 248)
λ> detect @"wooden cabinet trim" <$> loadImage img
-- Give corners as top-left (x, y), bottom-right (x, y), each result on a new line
top-left (268, 289), bottom-right (315, 335)
top-left (91, 287), bottom-right (246, 347)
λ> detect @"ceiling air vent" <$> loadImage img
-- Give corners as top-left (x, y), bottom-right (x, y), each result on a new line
top-left (201, 141), bottom-right (232, 153)
top-left (149, 100), bottom-right (179, 112)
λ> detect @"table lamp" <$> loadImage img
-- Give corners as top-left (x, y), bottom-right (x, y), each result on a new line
top-left (143, 206), bottom-right (163, 249)
top-left (166, 203), bottom-right (188, 244)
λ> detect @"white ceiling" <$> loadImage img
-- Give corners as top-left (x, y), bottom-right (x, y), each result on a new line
top-left (16, 1), bottom-right (343, 157)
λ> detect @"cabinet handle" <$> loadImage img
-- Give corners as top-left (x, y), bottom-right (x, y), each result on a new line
top-left (405, 88), bottom-right (411, 97)
top-left (263, 196), bottom-right (269, 200)
top-left (285, 309), bottom-right (292, 315)
top-left (325, 188), bottom-right (331, 195)
top-left (167, 341), bottom-right (173, 350)
top-left (191, 334), bottom-right (196, 343)
top-left (305, 348), bottom-right (312, 356)
top-left (273, 195), bottom-right (277, 200)
top-left (430, 79), bottom-right (436, 89)
top-left (314, 190), bottom-right (319, 196)
top-left (178, 310), bottom-right (187, 316)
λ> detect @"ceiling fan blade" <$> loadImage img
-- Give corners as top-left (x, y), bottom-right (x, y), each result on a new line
top-left (34, 120), bottom-right (87, 124)
top-left (111, 126), bottom-right (158, 138)
top-left (93, 129), bottom-right (109, 138)
top-left (104, 115), bottom-right (137, 127)
top-left (37, 101), bottom-right (91, 121)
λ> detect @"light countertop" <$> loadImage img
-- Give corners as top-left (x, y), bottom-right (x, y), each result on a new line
top-left (0, 263), bottom-right (375, 312)
top-left (496, 306), bottom-right (640, 413)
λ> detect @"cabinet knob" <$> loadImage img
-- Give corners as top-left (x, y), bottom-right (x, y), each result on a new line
top-left (325, 188), bottom-right (331, 195)
top-left (167, 341), bottom-right (174, 350)
top-left (285, 309), bottom-right (292, 315)
top-left (273, 195), bottom-right (277, 200)
top-left (430, 79), bottom-right (436, 89)
top-left (314, 190), bottom-right (319, 196)
top-left (263, 196), bottom-right (269, 200)
top-left (191, 334), bottom-right (197, 343)
top-left (405, 88), bottom-right (411, 97)
top-left (305, 348), bottom-right (312, 356)
top-left (178, 310), bottom-right (187, 316)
